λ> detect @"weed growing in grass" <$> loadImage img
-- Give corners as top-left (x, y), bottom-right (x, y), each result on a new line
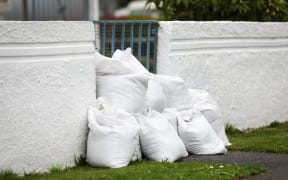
top-left (74, 155), bottom-right (87, 167)
top-left (269, 121), bottom-right (282, 128)
top-left (225, 124), bottom-right (242, 135)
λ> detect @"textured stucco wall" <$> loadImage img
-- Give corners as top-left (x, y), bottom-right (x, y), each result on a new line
top-left (157, 21), bottom-right (288, 129)
top-left (0, 21), bottom-right (96, 173)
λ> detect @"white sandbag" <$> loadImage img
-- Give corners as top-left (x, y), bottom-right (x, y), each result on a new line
top-left (177, 107), bottom-right (227, 155)
top-left (91, 98), bottom-right (142, 162)
top-left (202, 110), bottom-right (230, 146)
top-left (135, 110), bottom-right (188, 162)
top-left (153, 75), bottom-right (193, 113)
top-left (96, 74), bottom-right (148, 113)
top-left (145, 79), bottom-right (167, 113)
top-left (112, 48), bottom-right (150, 75)
top-left (188, 89), bottom-right (231, 146)
top-left (162, 108), bottom-right (178, 132)
top-left (86, 100), bottom-right (140, 168)
top-left (94, 51), bottom-right (134, 75)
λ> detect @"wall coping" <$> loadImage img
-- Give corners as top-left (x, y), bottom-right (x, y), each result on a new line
top-left (159, 21), bottom-right (288, 39)
top-left (0, 21), bottom-right (95, 43)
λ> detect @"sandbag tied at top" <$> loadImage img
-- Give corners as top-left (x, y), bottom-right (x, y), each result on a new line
top-left (135, 110), bottom-right (188, 162)
top-left (188, 89), bottom-right (231, 146)
top-left (177, 107), bottom-right (227, 155)
top-left (94, 51), bottom-right (135, 75)
top-left (86, 99), bottom-right (140, 168)
top-left (112, 48), bottom-right (150, 75)
top-left (95, 51), bottom-right (150, 113)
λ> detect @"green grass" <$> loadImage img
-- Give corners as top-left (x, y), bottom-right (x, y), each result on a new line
top-left (0, 161), bottom-right (265, 180)
top-left (227, 121), bottom-right (288, 153)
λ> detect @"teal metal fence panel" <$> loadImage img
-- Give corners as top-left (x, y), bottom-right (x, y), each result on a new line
top-left (94, 20), bottom-right (159, 73)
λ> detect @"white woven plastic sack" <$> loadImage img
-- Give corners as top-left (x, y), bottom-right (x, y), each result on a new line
top-left (135, 110), bottom-right (188, 162)
top-left (112, 48), bottom-right (150, 75)
top-left (145, 79), bottom-right (167, 113)
top-left (177, 107), bottom-right (227, 155)
top-left (188, 89), bottom-right (231, 146)
top-left (96, 74), bottom-right (148, 113)
top-left (94, 51), bottom-right (134, 75)
top-left (86, 100), bottom-right (140, 168)
top-left (153, 75), bottom-right (193, 113)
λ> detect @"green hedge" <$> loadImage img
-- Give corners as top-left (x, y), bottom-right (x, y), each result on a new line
top-left (147, 0), bottom-right (288, 21)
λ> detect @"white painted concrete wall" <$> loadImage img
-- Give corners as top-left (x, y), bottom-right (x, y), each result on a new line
top-left (157, 21), bottom-right (288, 129)
top-left (0, 21), bottom-right (96, 173)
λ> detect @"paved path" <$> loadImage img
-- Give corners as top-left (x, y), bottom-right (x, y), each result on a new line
top-left (181, 151), bottom-right (288, 180)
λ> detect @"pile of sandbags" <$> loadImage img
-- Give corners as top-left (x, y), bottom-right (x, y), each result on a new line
top-left (86, 48), bottom-right (230, 168)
